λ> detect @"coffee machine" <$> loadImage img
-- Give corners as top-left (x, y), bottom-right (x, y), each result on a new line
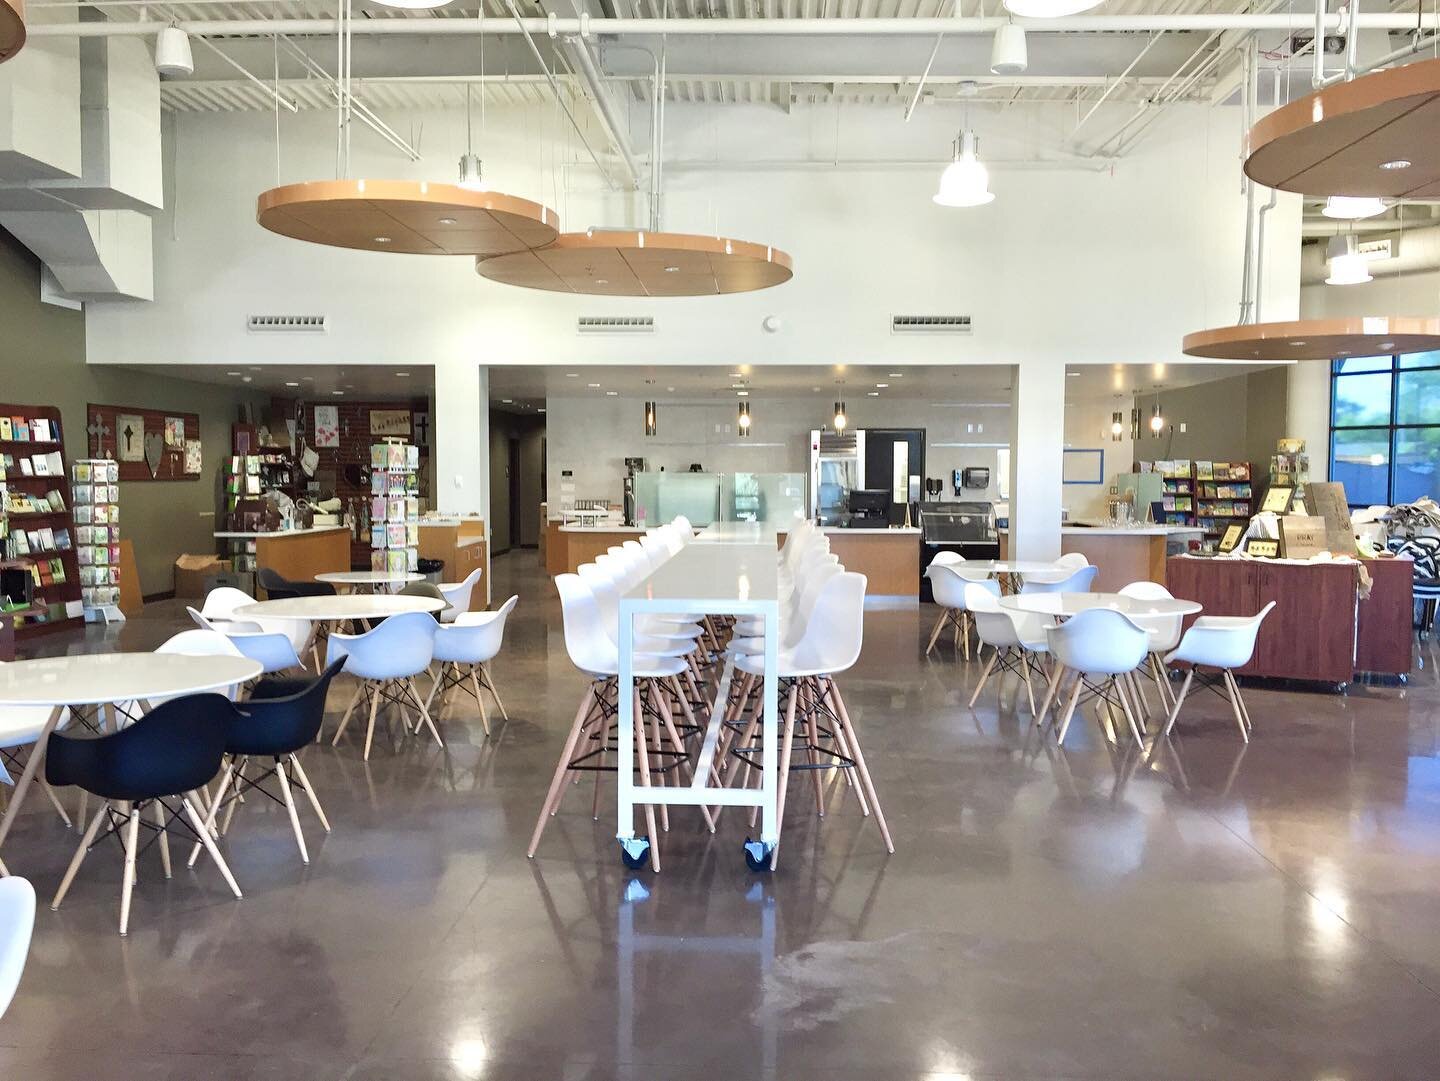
top-left (623, 457), bottom-right (646, 526)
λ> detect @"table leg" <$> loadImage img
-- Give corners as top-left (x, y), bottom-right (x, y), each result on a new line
top-left (760, 603), bottom-right (780, 850)
top-left (615, 602), bottom-right (639, 861)
top-left (0, 704), bottom-right (65, 873)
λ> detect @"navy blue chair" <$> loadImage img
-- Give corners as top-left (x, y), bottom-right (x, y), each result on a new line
top-left (46, 693), bottom-right (242, 936)
top-left (188, 660), bottom-right (343, 868)
top-left (257, 567), bottom-right (335, 600)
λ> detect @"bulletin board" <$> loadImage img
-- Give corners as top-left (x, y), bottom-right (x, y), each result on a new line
top-left (1062, 448), bottom-right (1105, 485)
top-left (86, 404), bottom-right (202, 481)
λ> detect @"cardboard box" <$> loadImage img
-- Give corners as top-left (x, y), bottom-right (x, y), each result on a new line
top-left (174, 554), bottom-right (230, 599)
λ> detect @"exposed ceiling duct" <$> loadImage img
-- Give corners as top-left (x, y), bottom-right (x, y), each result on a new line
top-left (1301, 224), bottom-right (1440, 285)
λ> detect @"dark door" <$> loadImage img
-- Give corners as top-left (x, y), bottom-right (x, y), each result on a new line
top-left (863, 428), bottom-right (925, 525)
top-left (508, 436), bottom-right (522, 550)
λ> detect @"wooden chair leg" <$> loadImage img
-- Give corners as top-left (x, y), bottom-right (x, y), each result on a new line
top-left (1221, 670), bottom-right (1251, 742)
top-left (631, 688), bottom-right (661, 872)
top-left (361, 685), bottom-right (382, 761)
top-left (153, 799), bottom-right (172, 879)
top-left (288, 756), bottom-right (331, 833)
top-left (1150, 668), bottom-right (1195, 756)
top-left (768, 683), bottom-right (801, 871)
top-left (188, 761), bottom-right (236, 869)
top-left (528, 686), bottom-right (598, 857)
top-left (1034, 662), bottom-right (1066, 729)
top-left (52, 800), bottom-right (109, 911)
top-left (331, 683), bottom-right (366, 745)
top-left (925, 610), bottom-right (949, 655)
top-left (827, 682), bottom-right (894, 854)
top-left (274, 758), bottom-right (310, 864)
top-left (182, 793), bottom-right (243, 899)
top-left (1113, 675), bottom-right (1146, 749)
top-left (118, 803), bottom-right (140, 936)
top-left (483, 663), bottom-right (510, 721)
top-left (967, 648), bottom-right (999, 708)
top-left (469, 665), bottom-right (491, 736)
top-left (1055, 675), bottom-right (1085, 746)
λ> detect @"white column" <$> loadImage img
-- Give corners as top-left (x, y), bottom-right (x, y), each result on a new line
top-left (1008, 358), bottom-right (1065, 561)
top-left (1286, 362), bottom-right (1330, 480)
top-left (434, 361), bottom-right (489, 520)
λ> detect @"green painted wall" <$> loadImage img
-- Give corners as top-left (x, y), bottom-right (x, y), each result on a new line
top-left (0, 228), bottom-right (266, 596)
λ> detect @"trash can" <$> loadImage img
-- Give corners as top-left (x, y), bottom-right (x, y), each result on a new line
top-left (418, 558), bottom-right (444, 585)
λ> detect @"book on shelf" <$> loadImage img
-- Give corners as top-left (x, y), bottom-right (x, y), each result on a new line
top-left (9, 419), bottom-right (28, 442)
top-left (0, 418), bottom-right (11, 440)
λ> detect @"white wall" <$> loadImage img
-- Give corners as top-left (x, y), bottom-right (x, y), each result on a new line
top-left (546, 394), bottom-right (1010, 510)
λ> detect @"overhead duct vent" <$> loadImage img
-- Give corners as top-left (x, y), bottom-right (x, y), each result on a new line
top-left (891, 315), bottom-right (973, 335)
top-left (247, 314), bottom-right (328, 333)
top-left (577, 315), bottom-right (655, 334)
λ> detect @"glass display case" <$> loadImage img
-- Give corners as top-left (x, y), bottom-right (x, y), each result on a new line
top-left (633, 471), bottom-right (805, 527)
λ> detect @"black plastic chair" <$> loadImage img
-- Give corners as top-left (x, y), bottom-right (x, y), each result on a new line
top-left (188, 660), bottom-right (344, 868)
top-left (398, 581), bottom-right (446, 622)
top-left (257, 567), bottom-right (336, 600)
top-left (46, 694), bottom-right (242, 936)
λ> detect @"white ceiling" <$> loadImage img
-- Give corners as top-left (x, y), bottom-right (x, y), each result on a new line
top-left (117, 363), bottom-right (436, 399)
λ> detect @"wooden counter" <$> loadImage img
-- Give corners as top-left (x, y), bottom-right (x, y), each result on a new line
top-left (550, 525), bottom-right (646, 575)
top-left (1000, 527), bottom-right (1202, 592)
top-left (1165, 555), bottom-right (1412, 684)
top-left (216, 527), bottom-right (351, 597)
top-left (418, 519), bottom-right (490, 609)
top-left (779, 527), bottom-right (921, 597)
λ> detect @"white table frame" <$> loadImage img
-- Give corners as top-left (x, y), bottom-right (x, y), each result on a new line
top-left (314, 571), bottom-right (424, 595)
top-left (617, 542), bottom-right (780, 870)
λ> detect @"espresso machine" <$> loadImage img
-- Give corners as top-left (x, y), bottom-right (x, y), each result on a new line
top-left (622, 457), bottom-right (646, 526)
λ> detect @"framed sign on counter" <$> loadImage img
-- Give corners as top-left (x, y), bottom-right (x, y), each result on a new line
top-left (88, 405), bottom-right (200, 481)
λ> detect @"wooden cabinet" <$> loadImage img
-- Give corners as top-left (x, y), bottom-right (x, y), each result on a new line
top-left (1165, 557), bottom-right (1366, 684)
top-left (1356, 557), bottom-right (1414, 676)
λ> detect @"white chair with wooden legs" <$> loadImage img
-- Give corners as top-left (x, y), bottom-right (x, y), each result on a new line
top-left (1116, 581), bottom-right (1185, 714)
top-left (202, 586), bottom-right (315, 670)
top-left (924, 561), bottom-right (992, 660)
top-left (189, 608), bottom-right (306, 676)
top-left (327, 612), bottom-right (438, 760)
top-left (426, 595), bottom-right (519, 736)
top-left (1020, 564), bottom-right (1099, 595)
top-left (437, 568), bottom-right (484, 623)
top-left (0, 694), bottom-right (75, 847)
top-left (0, 876), bottom-right (34, 1019)
top-left (725, 572), bottom-right (892, 868)
top-left (964, 581), bottom-right (1051, 716)
top-left (1154, 602), bottom-right (1276, 751)
top-left (527, 574), bottom-right (700, 872)
top-left (1041, 608), bottom-right (1152, 749)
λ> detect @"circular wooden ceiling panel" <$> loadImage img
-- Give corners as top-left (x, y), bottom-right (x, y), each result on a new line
top-left (0, 0), bottom-right (25, 64)
top-left (1182, 317), bottom-right (1440, 360)
top-left (475, 230), bottom-right (794, 296)
top-left (1245, 58), bottom-right (1440, 198)
top-left (256, 179), bottom-right (559, 256)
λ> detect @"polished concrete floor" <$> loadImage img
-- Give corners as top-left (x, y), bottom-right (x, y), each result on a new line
top-left (2, 550), bottom-right (1439, 1080)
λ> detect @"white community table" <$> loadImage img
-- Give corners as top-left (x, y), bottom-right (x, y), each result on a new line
top-left (998, 592), bottom-right (1202, 619)
top-left (234, 593), bottom-right (444, 625)
top-left (314, 570), bottom-right (423, 594)
top-left (0, 652), bottom-right (262, 876)
top-left (617, 531), bottom-right (781, 871)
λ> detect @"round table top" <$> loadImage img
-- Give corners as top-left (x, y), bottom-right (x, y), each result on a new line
top-left (998, 592), bottom-right (1203, 617)
top-left (315, 571), bottom-right (424, 586)
top-left (0, 653), bottom-right (262, 707)
top-left (939, 559), bottom-right (1065, 576)
top-left (234, 594), bottom-right (445, 621)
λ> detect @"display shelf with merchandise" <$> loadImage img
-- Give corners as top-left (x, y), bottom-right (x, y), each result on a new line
top-left (73, 458), bottom-right (124, 623)
top-left (370, 440), bottom-right (419, 575)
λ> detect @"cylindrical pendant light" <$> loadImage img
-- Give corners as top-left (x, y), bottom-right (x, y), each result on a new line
top-left (1111, 412), bottom-right (1124, 442)
top-left (644, 401), bottom-right (657, 437)
top-left (990, 23), bottom-right (1028, 75)
top-left (1150, 390), bottom-right (1165, 436)
top-left (737, 401), bottom-right (751, 437)
top-left (833, 401), bottom-right (848, 432)
top-left (155, 25), bottom-right (194, 77)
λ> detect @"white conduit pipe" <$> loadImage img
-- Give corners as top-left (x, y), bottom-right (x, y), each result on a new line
top-left (27, 13), bottom-right (1440, 39)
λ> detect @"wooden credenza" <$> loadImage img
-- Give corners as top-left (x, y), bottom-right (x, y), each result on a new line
top-left (1166, 556), bottom-right (1412, 684)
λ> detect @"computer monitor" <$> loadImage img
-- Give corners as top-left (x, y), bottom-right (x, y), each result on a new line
top-left (847, 488), bottom-right (890, 519)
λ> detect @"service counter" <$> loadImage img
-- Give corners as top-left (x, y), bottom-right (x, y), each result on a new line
top-left (778, 526), bottom-right (922, 598)
top-left (418, 518), bottom-right (490, 609)
top-left (999, 524), bottom-right (1204, 591)
top-left (548, 524), bottom-right (647, 575)
top-left (212, 526), bottom-right (351, 595)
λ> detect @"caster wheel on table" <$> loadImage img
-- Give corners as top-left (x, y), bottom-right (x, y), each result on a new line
top-left (619, 837), bottom-right (651, 870)
top-left (743, 838), bottom-right (774, 872)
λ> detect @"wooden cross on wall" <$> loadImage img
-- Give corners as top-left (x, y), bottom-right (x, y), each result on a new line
top-left (413, 413), bottom-right (430, 446)
top-left (119, 419), bottom-right (138, 456)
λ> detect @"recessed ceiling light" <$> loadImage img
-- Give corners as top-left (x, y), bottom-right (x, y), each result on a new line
top-left (731, 383), bottom-right (747, 389)
top-left (1380, 159), bottom-right (1412, 170)
top-left (664, 266), bottom-right (680, 273)
top-left (226, 371), bottom-right (241, 376)
top-left (737, 390), bottom-right (749, 397)
top-left (875, 383), bottom-right (888, 388)
top-left (889, 372), bottom-right (902, 377)
top-left (242, 376), bottom-right (253, 383)
top-left (345, 384), bottom-right (355, 389)
top-left (284, 381), bottom-right (300, 387)
top-left (438, 217), bottom-right (457, 225)
top-left (501, 398), bottom-right (513, 403)
top-left (249, 366), bottom-right (261, 371)
top-left (374, 236), bottom-right (392, 243)
top-left (588, 383), bottom-right (601, 388)
top-left (331, 390), bottom-right (344, 396)
top-left (1066, 371), bottom-right (1080, 377)
top-left (565, 372), bottom-right (578, 378)
top-left (867, 391), bottom-right (880, 397)
top-left (595, 278), bottom-right (609, 285)
top-left (396, 372), bottom-right (410, 377)
top-left (605, 390), bottom-right (618, 396)
top-left (538, 407), bottom-right (546, 413)
top-left (1380, 341), bottom-right (1395, 349)
top-left (303, 376), bottom-right (314, 382)
top-left (729, 372), bottom-right (743, 378)
top-left (666, 386), bottom-right (675, 392)
top-left (1289, 340), bottom-right (1307, 346)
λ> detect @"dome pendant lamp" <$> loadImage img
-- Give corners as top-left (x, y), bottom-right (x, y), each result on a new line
top-left (934, 131), bottom-right (995, 207)
top-left (1003, 0), bottom-right (1102, 16)
top-left (476, 56), bottom-right (792, 297)
top-left (0, 0), bottom-right (25, 65)
top-left (990, 24), bottom-right (1027, 76)
top-left (257, 1), bottom-right (557, 257)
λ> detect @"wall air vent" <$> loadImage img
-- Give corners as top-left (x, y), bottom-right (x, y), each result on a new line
top-left (247, 314), bottom-right (328, 333)
top-left (892, 315), bottom-right (973, 335)
top-left (577, 316), bottom-right (656, 334)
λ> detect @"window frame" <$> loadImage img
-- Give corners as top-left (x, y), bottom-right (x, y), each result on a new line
top-left (1329, 351), bottom-right (1440, 507)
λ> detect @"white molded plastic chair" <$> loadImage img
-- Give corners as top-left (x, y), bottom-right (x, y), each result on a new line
top-left (1021, 565), bottom-right (1099, 595)
top-left (188, 607), bottom-right (304, 676)
top-left (528, 574), bottom-right (697, 870)
top-left (327, 612), bottom-right (438, 760)
top-left (1055, 552), bottom-right (1090, 569)
top-left (1117, 581), bottom-right (1185, 712)
top-left (0, 666), bottom-right (73, 834)
top-left (924, 561), bottom-right (992, 660)
top-left (426, 595), bottom-right (518, 735)
top-left (0, 876), bottom-right (35, 1019)
top-left (1042, 608), bottom-right (1151, 748)
top-left (727, 572), bottom-right (892, 866)
top-left (1156, 601), bottom-right (1277, 747)
top-left (437, 567), bottom-right (484, 623)
top-left (964, 581), bottom-right (1050, 715)
top-left (202, 586), bottom-right (314, 666)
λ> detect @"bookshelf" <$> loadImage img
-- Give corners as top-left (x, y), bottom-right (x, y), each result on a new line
top-left (1193, 461), bottom-right (1256, 539)
top-left (0, 404), bottom-right (84, 638)
top-left (1156, 460), bottom-right (1195, 527)
top-left (370, 440), bottom-right (419, 574)
top-left (73, 458), bottom-right (124, 623)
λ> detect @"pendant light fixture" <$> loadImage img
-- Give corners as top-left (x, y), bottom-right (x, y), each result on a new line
top-left (0, 0), bottom-right (23, 65)
top-left (990, 23), bottom-right (1027, 76)
top-left (257, 0), bottom-right (557, 258)
top-left (1322, 196), bottom-right (1388, 220)
top-left (832, 400), bottom-right (848, 433)
top-left (475, 44), bottom-right (792, 297)
top-left (372, 0), bottom-right (454, 10)
top-left (1110, 405), bottom-right (1124, 442)
top-left (1325, 234), bottom-right (1373, 285)
top-left (933, 131), bottom-right (995, 208)
top-left (644, 401), bottom-right (657, 437)
top-left (737, 401), bottom-right (752, 437)
top-left (1149, 388), bottom-right (1165, 437)
top-left (458, 83), bottom-right (485, 192)
top-left (154, 25), bottom-right (193, 76)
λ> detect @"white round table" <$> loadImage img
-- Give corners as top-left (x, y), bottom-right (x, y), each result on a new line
top-left (955, 559), bottom-right (1067, 577)
top-left (998, 592), bottom-right (1202, 618)
top-left (0, 653), bottom-right (262, 868)
top-left (234, 595), bottom-right (444, 622)
top-left (315, 570), bottom-right (423, 594)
